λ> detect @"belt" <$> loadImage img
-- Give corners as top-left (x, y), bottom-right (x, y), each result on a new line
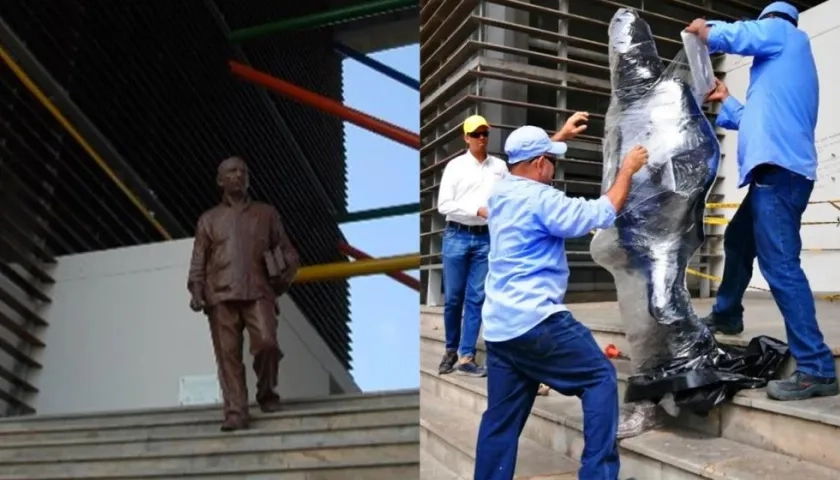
top-left (447, 221), bottom-right (488, 234)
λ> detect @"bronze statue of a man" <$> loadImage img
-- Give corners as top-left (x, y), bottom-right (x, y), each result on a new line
top-left (187, 156), bottom-right (300, 431)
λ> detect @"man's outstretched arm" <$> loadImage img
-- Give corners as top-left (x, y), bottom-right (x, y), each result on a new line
top-left (536, 146), bottom-right (649, 238)
top-left (687, 18), bottom-right (786, 58)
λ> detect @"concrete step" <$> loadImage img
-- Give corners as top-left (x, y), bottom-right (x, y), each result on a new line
top-left (0, 390), bottom-right (420, 479)
top-left (420, 449), bottom-right (462, 480)
top-left (421, 302), bottom-right (840, 471)
top-left (420, 320), bottom-right (840, 477)
top-left (0, 432), bottom-right (418, 479)
top-left (0, 466), bottom-right (416, 480)
top-left (424, 330), bottom-right (840, 472)
top-left (0, 389), bottom-right (418, 433)
top-left (0, 423), bottom-right (417, 463)
top-left (0, 401), bottom-right (418, 445)
top-left (421, 300), bottom-right (840, 376)
top-left (421, 392), bottom-right (579, 479)
top-left (580, 321), bottom-right (840, 380)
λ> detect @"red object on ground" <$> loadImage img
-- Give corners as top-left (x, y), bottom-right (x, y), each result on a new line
top-left (604, 344), bottom-right (622, 359)
top-left (338, 242), bottom-right (420, 292)
top-left (229, 61), bottom-right (420, 150)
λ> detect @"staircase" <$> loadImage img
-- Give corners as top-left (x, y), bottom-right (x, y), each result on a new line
top-left (420, 300), bottom-right (840, 479)
top-left (0, 389), bottom-right (419, 479)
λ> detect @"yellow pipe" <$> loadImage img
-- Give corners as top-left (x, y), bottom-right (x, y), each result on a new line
top-left (703, 217), bottom-right (729, 226)
top-left (0, 42), bottom-right (171, 240)
top-left (704, 217), bottom-right (837, 226)
top-left (590, 231), bottom-right (836, 302)
top-left (686, 267), bottom-right (838, 302)
top-left (294, 254), bottom-right (419, 283)
top-left (706, 199), bottom-right (840, 209)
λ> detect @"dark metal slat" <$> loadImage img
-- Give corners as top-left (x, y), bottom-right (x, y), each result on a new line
top-left (0, 265), bottom-right (51, 304)
top-left (0, 285), bottom-right (49, 328)
top-left (0, 309), bottom-right (45, 348)
top-left (0, 388), bottom-right (35, 416)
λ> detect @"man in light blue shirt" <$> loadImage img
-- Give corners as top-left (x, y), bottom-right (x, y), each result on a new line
top-left (686, 1), bottom-right (837, 401)
top-left (473, 125), bottom-right (647, 480)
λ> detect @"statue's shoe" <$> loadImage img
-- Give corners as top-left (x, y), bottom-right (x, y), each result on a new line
top-left (617, 399), bottom-right (664, 440)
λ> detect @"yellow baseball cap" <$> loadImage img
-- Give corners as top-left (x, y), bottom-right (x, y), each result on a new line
top-left (463, 115), bottom-right (490, 134)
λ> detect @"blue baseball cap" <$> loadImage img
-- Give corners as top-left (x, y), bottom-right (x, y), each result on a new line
top-left (759, 2), bottom-right (798, 21)
top-left (504, 126), bottom-right (568, 165)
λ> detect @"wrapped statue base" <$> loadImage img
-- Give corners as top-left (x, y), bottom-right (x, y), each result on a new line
top-left (590, 8), bottom-right (790, 437)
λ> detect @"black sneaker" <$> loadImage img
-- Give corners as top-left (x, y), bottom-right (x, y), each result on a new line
top-left (701, 312), bottom-right (744, 335)
top-left (767, 371), bottom-right (840, 401)
top-left (438, 351), bottom-right (458, 375)
top-left (456, 356), bottom-right (487, 377)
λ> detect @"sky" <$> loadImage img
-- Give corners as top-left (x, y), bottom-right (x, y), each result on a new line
top-left (340, 44), bottom-right (420, 392)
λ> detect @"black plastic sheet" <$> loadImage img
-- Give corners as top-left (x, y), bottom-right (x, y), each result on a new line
top-left (625, 335), bottom-right (790, 415)
top-left (591, 7), bottom-right (792, 418)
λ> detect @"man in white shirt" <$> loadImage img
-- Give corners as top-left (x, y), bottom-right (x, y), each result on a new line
top-left (436, 115), bottom-right (508, 377)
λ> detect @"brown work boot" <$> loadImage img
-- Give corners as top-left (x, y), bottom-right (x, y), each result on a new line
top-left (259, 398), bottom-right (283, 413)
top-left (220, 415), bottom-right (250, 432)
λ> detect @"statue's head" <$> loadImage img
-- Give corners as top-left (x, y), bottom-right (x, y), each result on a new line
top-left (608, 8), bottom-right (664, 101)
top-left (217, 156), bottom-right (250, 196)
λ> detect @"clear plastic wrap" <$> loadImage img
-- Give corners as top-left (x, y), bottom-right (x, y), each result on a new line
top-left (679, 31), bottom-right (717, 104)
top-left (590, 8), bottom-right (789, 419)
top-left (591, 7), bottom-right (721, 373)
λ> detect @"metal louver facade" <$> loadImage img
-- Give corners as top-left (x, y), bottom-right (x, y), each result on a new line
top-left (419, 0), bottom-right (825, 305)
top-left (0, 0), bottom-right (357, 414)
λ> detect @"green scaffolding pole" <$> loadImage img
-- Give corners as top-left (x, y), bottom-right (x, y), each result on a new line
top-left (228, 0), bottom-right (418, 43)
top-left (337, 202), bottom-right (419, 223)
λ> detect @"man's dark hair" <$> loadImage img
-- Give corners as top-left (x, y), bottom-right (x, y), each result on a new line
top-left (759, 11), bottom-right (798, 27)
top-left (508, 157), bottom-right (540, 173)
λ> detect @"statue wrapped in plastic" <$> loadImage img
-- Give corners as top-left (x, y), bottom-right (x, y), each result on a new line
top-left (590, 8), bottom-right (790, 438)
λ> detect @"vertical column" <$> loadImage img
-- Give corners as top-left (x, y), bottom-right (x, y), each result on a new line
top-left (426, 124), bottom-right (445, 305)
top-left (699, 0), bottom-right (716, 299)
top-left (554, 0), bottom-right (569, 188)
top-left (423, 0), bottom-right (455, 306)
top-left (480, 0), bottom-right (528, 154)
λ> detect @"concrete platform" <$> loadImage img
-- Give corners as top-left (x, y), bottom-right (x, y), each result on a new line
top-left (0, 389), bottom-right (420, 479)
top-left (420, 300), bottom-right (840, 478)
top-left (569, 297), bottom-right (840, 355)
top-left (423, 296), bottom-right (840, 375)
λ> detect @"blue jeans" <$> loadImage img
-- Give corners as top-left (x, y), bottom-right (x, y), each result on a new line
top-left (442, 226), bottom-right (489, 358)
top-left (475, 311), bottom-right (620, 480)
top-left (713, 165), bottom-right (836, 378)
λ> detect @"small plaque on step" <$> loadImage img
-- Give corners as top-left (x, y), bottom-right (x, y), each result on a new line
top-left (178, 374), bottom-right (222, 406)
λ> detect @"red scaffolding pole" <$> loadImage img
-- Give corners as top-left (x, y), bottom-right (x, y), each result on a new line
top-left (229, 61), bottom-right (420, 150)
top-left (338, 243), bottom-right (420, 292)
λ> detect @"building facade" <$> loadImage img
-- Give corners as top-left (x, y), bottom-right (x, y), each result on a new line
top-left (0, 0), bottom-right (417, 415)
top-left (419, 0), bottom-right (826, 305)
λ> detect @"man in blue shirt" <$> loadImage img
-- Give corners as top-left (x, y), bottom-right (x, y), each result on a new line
top-left (686, 1), bottom-right (838, 401)
top-left (473, 124), bottom-right (647, 480)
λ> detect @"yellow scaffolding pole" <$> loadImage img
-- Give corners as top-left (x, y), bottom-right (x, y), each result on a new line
top-left (704, 217), bottom-right (839, 227)
top-left (0, 42), bottom-right (171, 240)
top-left (707, 199), bottom-right (840, 209)
top-left (295, 254), bottom-right (420, 283)
top-left (589, 230), bottom-right (839, 302)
